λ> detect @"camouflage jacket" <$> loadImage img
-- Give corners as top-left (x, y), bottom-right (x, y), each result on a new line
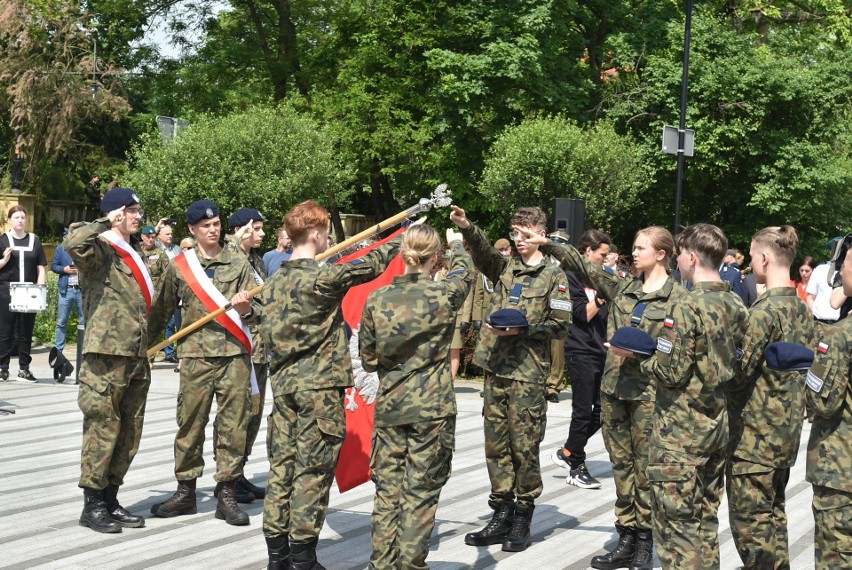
top-left (727, 287), bottom-right (815, 468)
top-left (642, 281), bottom-right (748, 457)
top-left (224, 236), bottom-right (268, 364)
top-left (459, 223), bottom-right (572, 383)
top-left (259, 238), bottom-right (402, 395)
top-left (806, 318), bottom-right (852, 492)
top-left (148, 245), bottom-right (261, 358)
top-left (140, 246), bottom-right (170, 294)
top-left (360, 241), bottom-right (473, 427)
top-left (541, 239), bottom-right (686, 401)
top-left (63, 218), bottom-right (152, 357)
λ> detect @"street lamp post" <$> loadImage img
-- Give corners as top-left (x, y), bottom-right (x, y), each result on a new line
top-left (673, 0), bottom-right (694, 234)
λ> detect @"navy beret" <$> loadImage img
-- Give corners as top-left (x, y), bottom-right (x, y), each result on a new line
top-left (228, 207), bottom-right (264, 229)
top-left (486, 308), bottom-right (529, 328)
top-left (186, 200), bottom-right (220, 225)
top-left (764, 342), bottom-right (814, 371)
top-left (100, 188), bottom-right (140, 213)
top-left (609, 327), bottom-right (656, 356)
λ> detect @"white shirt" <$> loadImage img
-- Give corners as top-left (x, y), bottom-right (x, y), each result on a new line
top-left (806, 263), bottom-right (840, 321)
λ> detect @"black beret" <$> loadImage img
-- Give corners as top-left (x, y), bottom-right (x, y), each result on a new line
top-left (486, 308), bottom-right (529, 328)
top-left (228, 208), bottom-right (264, 229)
top-left (609, 327), bottom-right (656, 356)
top-left (100, 188), bottom-right (140, 213)
top-left (186, 200), bottom-right (220, 225)
top-left (764, 342), bottom-right (814, 371)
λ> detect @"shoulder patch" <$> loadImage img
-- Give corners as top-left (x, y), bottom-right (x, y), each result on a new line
top-left (558, 284), bottom-right (567, 292)
top-left (447, 269), bottom-right (465, 277)
top-left (806, 369), bottom-right (824, 393)
top-left (348, 258), bottom-right (365, 265)
top-left (550, 299), bottom-right (572, 312)
top-left (664, 317), bottom-right (675, 328)
top-left (657, 337), bottom-right (673, 354)
top-left (817, 341), bottom-right (829, 354)
top-left (736, 348), bottom-right (744, 361)
top-left (603, 265), bottom-right (615, 275)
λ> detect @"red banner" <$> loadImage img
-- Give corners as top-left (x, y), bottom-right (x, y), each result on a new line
top-left (334, 229), bottom-right (405, 493)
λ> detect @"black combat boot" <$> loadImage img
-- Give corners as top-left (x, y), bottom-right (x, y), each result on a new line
top-left (464, 500), bottom-right (515, 546)
top-left (150, 479), bottom-right (197, 517)
top-left (79, 488), bottom-right (122, 533)
top-left (237, 474), bottom-right (266, 500)
top-left (289, 538), bottom-right (326, 570)
top-left (266, 534), bottom-right (290, 570)
top-left (215, 479), bottom-right (250, 525)
top-left (502, 504), bottom-right (534, 552)
top-left (103, 483), bottom-right (145, 528)
top-left (629, 528), bottom-right (654, 570)
top-left (590, 525), bottom-right (637, 570)
top-left (214, 477), bottom-right (255, 504)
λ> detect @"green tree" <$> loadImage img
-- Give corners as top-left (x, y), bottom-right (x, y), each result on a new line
top-left (479, 117), bottom-right (650, 243)
top-left (122, 104), bottom-right (353, 235)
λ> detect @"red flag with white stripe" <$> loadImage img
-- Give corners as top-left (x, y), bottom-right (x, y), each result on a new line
top-left (334, 229), bottom-right (405, 493)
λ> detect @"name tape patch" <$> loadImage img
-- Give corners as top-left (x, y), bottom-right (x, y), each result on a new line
top-left (806, 369), bottom-right (824, 393)
top-left (550, 299), bottom-right (572, 312)
top-left (657, 337), bottom-right (673, 354)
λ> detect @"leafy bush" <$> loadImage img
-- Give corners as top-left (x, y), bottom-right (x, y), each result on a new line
top-left (122, 103), bottom-right (353, 235)
top-left (32, 272), bottom-right (79, 346)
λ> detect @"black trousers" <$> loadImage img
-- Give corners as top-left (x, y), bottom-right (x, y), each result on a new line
top-left (0, 287), bottom-right (37, 370)
top-left (563, 352), bottom-right (605, 464)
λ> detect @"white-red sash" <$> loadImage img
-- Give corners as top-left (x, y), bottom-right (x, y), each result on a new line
top-left (101, 230), bottom-right (155, 314)
top-left (174, 249), bottom-right (259, 395)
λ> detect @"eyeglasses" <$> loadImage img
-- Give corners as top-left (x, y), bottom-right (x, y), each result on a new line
top-left (125, 208), bottom-right (144, 218)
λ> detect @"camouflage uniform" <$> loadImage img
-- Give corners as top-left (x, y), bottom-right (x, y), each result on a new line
top-left (640, 282), bottom-right (748, 569)
top-left (460, 223), bottom-right (572, 510)
top-left (260, 239), bottom-right (401, 546)
top-left (65, 218), bottom-right (153, 491)
top-left (140, 245), bottom-right (170, 293)
top-left (148, 246), bottom-right (260, 483)
top-left (359, 240), bottom-right (473, 569)
top-left (726, 287), bottom-right (815, 569)
top-left (214, 237), bottom-right (269, 463)
top-left (806, 319), bottom-right (852, 570)
top-left (541, 240), bottom-right (686, 533)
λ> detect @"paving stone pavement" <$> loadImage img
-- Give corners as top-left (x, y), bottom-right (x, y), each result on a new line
top-left (0, 345), bottom-right (817, 569)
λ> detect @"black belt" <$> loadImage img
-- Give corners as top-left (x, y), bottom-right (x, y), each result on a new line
top-left (68, 285), bottom-right (81, 289)
top-left (815, 317), bottom-right (837, 325)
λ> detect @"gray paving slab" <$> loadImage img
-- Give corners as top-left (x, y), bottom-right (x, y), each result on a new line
top-left (0, 344), bottom-right (817, 569)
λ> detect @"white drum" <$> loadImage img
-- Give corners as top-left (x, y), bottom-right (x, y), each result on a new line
top-left (9, 283), bottom-right (48, 313)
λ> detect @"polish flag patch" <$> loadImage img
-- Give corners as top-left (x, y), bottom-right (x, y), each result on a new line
top-left (817, 341), bottom-right (829, 354)
top-left (558, 284), bottom-right (567, 292)
top-left (664, 317), bottom-right (675, 328)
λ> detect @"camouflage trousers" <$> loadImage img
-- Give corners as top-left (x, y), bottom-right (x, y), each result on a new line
top-left (601, 393), bottom-right (654, 530)
top-left (811, 486), bottom-right (852, 570)
top-left (78, 353), bottom-right (150, 490)
top-left (211, 362), bottom-right (268, 464)
top-left (648, 449), bottom-right (726, 569)
top-left (263, 387), bottom-right (346, 542)
top-left (546, 338), bottom-right (565, 396)
top-left (369, 417), bottom-right (455, 570)
top-left (726, 460), bottom-right (791, 569)
top-left (484, 375), bottom-right (546, 509)
top-left (174, 355), bottom-right (251, 482)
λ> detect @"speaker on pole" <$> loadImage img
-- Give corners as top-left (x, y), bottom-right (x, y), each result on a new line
top-left (552, 198), bottom-right (585, 247)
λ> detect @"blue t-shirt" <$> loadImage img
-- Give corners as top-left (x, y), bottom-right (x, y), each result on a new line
top-left (263, 249), bottom-right (292, 276)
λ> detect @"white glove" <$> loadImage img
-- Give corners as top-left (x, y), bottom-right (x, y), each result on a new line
top-left (446, 228), bottom-right (463, 245)
top-left (345, 388), bottom-right (358, 411)
top-left (348, 327), bottom-right (380, 406)
top-left (357, 373), bottom-right (380, 406)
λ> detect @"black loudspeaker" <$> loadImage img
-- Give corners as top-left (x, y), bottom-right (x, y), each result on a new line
top-left (552, 198), bottom-right (585, 247)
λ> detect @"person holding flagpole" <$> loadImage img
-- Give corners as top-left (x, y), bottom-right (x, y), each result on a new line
top-left (259, 200), bottom-right (406, 570)
top-left (147, 200), bottom-right (259, 527)
top-left (65, 187), bottom-right (156, 534)
top-left (359, 223), bottom-right (473, 569)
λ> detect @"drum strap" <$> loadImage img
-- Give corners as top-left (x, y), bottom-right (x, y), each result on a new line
top-left (4, 231), bottom-right (34, 283)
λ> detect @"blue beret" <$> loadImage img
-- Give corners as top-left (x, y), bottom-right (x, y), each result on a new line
top-left (764, 342), bottom-right (814, 371)
top-left (100, 188), bottom-right (140, 213)
top-left (228, 208), bottom-right (264, 229)
top-left (609, 327), bottom-right (656, 356)
top-left (186, 200), bottom-right (220, 225)
top-left (486, 308), bottom-right (529, 328)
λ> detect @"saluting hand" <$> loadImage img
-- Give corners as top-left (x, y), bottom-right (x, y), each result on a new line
top-left (449, 205), bottom-right (470, 229)
top-left (235, 219), bottom-right (254, 242)
top-left (446, 228), bottom-right (463, 244)
top-left (107, 206), bottom-right (126, 226)
top-left (512, 225), bottom-right (547, 246)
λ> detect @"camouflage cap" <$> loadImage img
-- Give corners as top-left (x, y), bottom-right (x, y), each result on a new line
top-left (549, 230), bottom-right (571, 245)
